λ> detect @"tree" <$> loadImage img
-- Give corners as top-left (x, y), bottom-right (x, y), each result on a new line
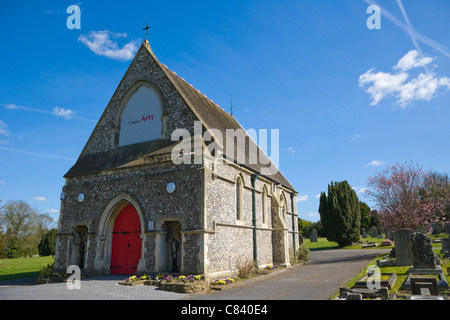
top-left (366, 162), bottom-right (446, 232)
top-left (0, 200), bottom-right (55, 258)
top-left (6, 239), bottom-right (22, 259)
top-left (38, 228), bottom-right (57, 256)
top-left (319, 181), bottom-right (361, 247)
top-left (359, 201), bottom-right (372, 232)
top-left (422, 171), bottom-right (450, 223)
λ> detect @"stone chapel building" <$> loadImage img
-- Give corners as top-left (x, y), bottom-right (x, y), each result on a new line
top-left (54, 40), bottom-right (299, 278)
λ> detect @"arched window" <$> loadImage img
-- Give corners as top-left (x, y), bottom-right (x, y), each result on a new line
top-left (280, 193), bottom-right (287, 223)
top-left (118, 85), bottom-right (163, 146)
top-left (262, 186), bottom-right (267, 225)
top-left (236, 176), bottom-right (243, 221)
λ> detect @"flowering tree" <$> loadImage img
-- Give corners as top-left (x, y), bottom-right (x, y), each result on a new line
top-left (366, 162), bottom-right (448, 232)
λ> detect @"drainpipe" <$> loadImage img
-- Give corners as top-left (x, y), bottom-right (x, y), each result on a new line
top-left (251, 174), bottom-right (259, 264)
top-left (290, 192), bottom-right (297, 254)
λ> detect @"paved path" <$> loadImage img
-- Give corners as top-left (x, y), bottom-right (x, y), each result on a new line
top-left (0, 274), bottom-right (185, 300)
top-left (184, 249), bottom-right (390, 300)
top-left (0, 249), bottom-right (389, 300)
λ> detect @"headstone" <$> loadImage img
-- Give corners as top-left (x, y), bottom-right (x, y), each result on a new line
top-left (445, 223), bottom-right (450, 235)
top-left (298, 233), bottom-right (304, 245)
top-left (310, 228), bottom-right (318, 242)
top-left (441, 238), bottom-right (450, 258)
top-left (393, 228), bottom-right (414, 266)
top-left (430, 223), bottom-right (438, 235)
top-left (410, 232), bottom-right (436, 269)
top-left (361, 228), bottom-right (368, 239)
top-left (437, 221), bottom-right (445, 234)
top-left (385, 230), bottom-right (394, 240)
top-left (389, 247), bottom-right (396, 258)
top-left (369, 226), bottom-right (378, 238)
top-left (410, 277), bottom-right (439, 296)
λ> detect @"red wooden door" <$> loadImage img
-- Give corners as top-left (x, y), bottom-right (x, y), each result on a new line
top-left (110, 205), bottom-right (142, 274)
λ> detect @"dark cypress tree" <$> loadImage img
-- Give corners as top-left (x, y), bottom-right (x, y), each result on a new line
top-left (319, 181), bottom-right (361, 247)
top-left (38, 228), bottom-right (57, 256)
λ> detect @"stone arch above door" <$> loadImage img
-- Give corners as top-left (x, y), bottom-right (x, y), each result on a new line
top-left (95, 193), bottom-right (145, 274)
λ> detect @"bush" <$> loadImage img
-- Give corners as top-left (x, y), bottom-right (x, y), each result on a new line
top-left (236, 258), bottom-right (257, 278)
top-left (297, 244), bottom-right (311, 262)
top-left (39, 263), bottom-right (55, 277)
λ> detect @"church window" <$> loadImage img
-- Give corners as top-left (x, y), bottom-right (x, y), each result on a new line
top-left (118, 85), bottom-right (163, 146)
top-left (236, 176), bottom-right (243, 221)
top-left (262, 187), bottom-right (267, 225)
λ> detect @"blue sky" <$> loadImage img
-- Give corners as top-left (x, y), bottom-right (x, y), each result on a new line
top-left (1, 0), bottom-right (450, 224)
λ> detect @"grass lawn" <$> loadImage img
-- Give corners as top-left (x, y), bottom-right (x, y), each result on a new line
top-left (304, 236), bottom-right (393, 250)
top-left (0, 256), bottom-right (54, 282)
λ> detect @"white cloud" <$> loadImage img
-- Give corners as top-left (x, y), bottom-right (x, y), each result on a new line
top-left (297, 195), bottom-right (308, 202)
top-left (78, 30), bottom-right (140, 61)
top-left (352, 186), bottom-right (368, 194)
top-left (364, 160), bottom-right (385, 167)
top-left (53, 107), bottom-right (75, 119)
top-left (284, 146), bottom-right (296, 154)
top-left (2, 103), bottom-right (95, 123)
top-left (45, 209), bottom-right (59, 214)
top-left (307, 212), bottom-right (319, 218)
top-left (394, 50), bottom-right (434, 72)
top-left (0, 120), bottom-right (9, 136)
top-left (34, 196), bottom-right (48, 202)
top-left (359, 50), bottom-right (450, 107)
top-left (315, 194), bottom-right (321, 199)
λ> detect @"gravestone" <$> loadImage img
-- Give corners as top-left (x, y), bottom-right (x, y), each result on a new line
top-left (361, 228), bottom-right (367, 238)
top-left (445, 223), bottom-right (450, 235)
top-left (441, 238), bottom-right (450, 258)
top-left (369, 226), bottom-right (378, 238)
top-left (310, 228), bottom-right (318, 242)
top-left (393, 228), bottom-right (414, 266)
top-left (436, 222), bottom-right (445, 234)
top-left (410, 232), bottom-right (436, 269)
top-left (385, 230), bottom-right (394, 240)
top-left (410, 277), bottom-right (439, 296)
top-left (298, 233), bottom-right (304, 245)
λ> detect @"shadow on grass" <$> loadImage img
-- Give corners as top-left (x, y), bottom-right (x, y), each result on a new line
top-left (309, 245), bottom-right (340, 251)
top-left (0, 272), bottom-right (41, 286)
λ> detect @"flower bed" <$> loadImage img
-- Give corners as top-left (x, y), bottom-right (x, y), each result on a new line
top-left (119, 273), bottom-right (208, 293)
top-left (36, 263), bottom-right (85, 285)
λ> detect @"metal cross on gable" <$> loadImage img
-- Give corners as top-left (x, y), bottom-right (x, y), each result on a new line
top-left (143, 23), bottom-right (151, 41)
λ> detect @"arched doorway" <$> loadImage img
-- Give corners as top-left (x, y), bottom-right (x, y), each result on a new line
top-left (110, 204), bottom-right (142, 274)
